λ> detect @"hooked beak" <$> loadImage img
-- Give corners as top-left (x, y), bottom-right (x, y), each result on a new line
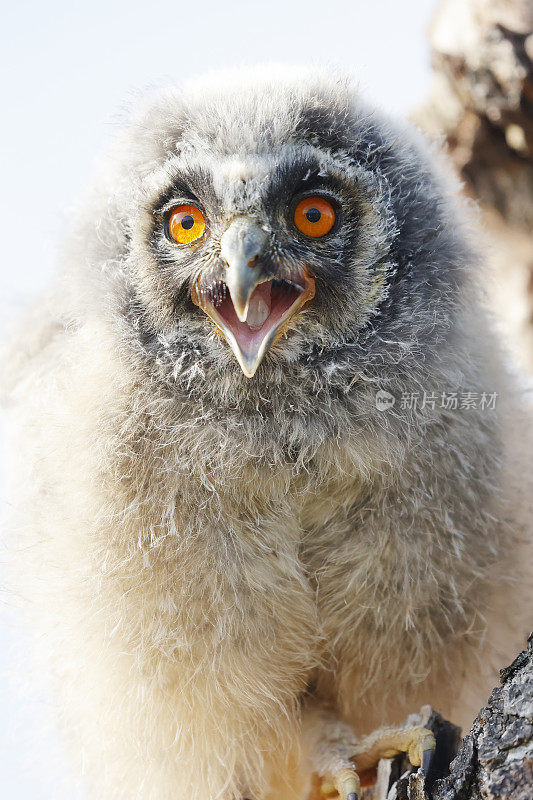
top-left (191, 217), bottom-right (315, 377)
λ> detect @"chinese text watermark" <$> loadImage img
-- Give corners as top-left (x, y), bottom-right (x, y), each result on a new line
top-left (375, 389), bottom-right (498, 412)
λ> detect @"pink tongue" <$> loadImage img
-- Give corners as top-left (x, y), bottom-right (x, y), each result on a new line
top-left (245, 282), bottom-right (272, 330)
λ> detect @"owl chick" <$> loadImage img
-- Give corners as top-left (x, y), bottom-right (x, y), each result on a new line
top-left (2, 66), bottom-right (532, 800)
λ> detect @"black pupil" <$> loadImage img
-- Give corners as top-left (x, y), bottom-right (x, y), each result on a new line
top-left (181, 215), bottom-right (195, 230)
top-left (306, 207), bottom-right (321, 223)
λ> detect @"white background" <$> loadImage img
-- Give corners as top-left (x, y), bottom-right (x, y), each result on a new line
top-left (0, 1), bottom-right (437, 796)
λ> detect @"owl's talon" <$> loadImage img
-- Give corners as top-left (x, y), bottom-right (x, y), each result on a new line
top-left (351, 725), bottom-right (436, 775)
top-left (333, 767), bottom-right (360, 800)
top-left (406, 729), bottom-right (436, 768)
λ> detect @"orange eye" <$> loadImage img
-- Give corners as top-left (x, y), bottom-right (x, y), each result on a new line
top-left (293, 196), bottom-right (336, 238)
top-left (167, 204), bottom-right (206, 244)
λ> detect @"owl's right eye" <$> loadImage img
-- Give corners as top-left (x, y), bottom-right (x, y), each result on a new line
top-left (166, 204), bottom-right (206, 244)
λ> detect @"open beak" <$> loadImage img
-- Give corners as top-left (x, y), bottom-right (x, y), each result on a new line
top-left (191, 218), bottom-right (315, 377)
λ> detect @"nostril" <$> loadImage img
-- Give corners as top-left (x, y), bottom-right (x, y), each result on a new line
top-left (247, 255), bottom-right (259, 268)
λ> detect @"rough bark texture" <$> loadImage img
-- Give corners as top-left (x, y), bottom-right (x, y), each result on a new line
top-left (431, 634), bottom-right (533, 800)
top-left (415, 0), bottom-right (533, 374)
top-left (369, 635), bottom-right (533, 800)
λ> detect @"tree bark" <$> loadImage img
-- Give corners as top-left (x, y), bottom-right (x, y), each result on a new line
top-left (414, 0), bottom-right (533, 374)
top-left (373, 634), bottom-right (533, 800)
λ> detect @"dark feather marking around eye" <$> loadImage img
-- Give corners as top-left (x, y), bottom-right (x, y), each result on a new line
top-left (262, 155), bottom-right (353, 221)
top-left (152, 167), bottom-right (217, 216)
top-left (263, 156), bottom-right (323, 208)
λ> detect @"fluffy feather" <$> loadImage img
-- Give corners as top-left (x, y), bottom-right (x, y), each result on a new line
top-left (2, 65), bottom-right (532, 799)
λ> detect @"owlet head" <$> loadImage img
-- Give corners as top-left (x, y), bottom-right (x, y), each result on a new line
top-left (90, 66), bottom-right (468, 389)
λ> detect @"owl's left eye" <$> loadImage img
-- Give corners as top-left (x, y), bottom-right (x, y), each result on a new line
top-left (167, 204), bottom-right (206, 244)
top-left (293, 195), bottom-right (336, 238)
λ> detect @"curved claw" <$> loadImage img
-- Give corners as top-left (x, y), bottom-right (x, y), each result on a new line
top-left (421, 747), bottom-right (434, 776)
